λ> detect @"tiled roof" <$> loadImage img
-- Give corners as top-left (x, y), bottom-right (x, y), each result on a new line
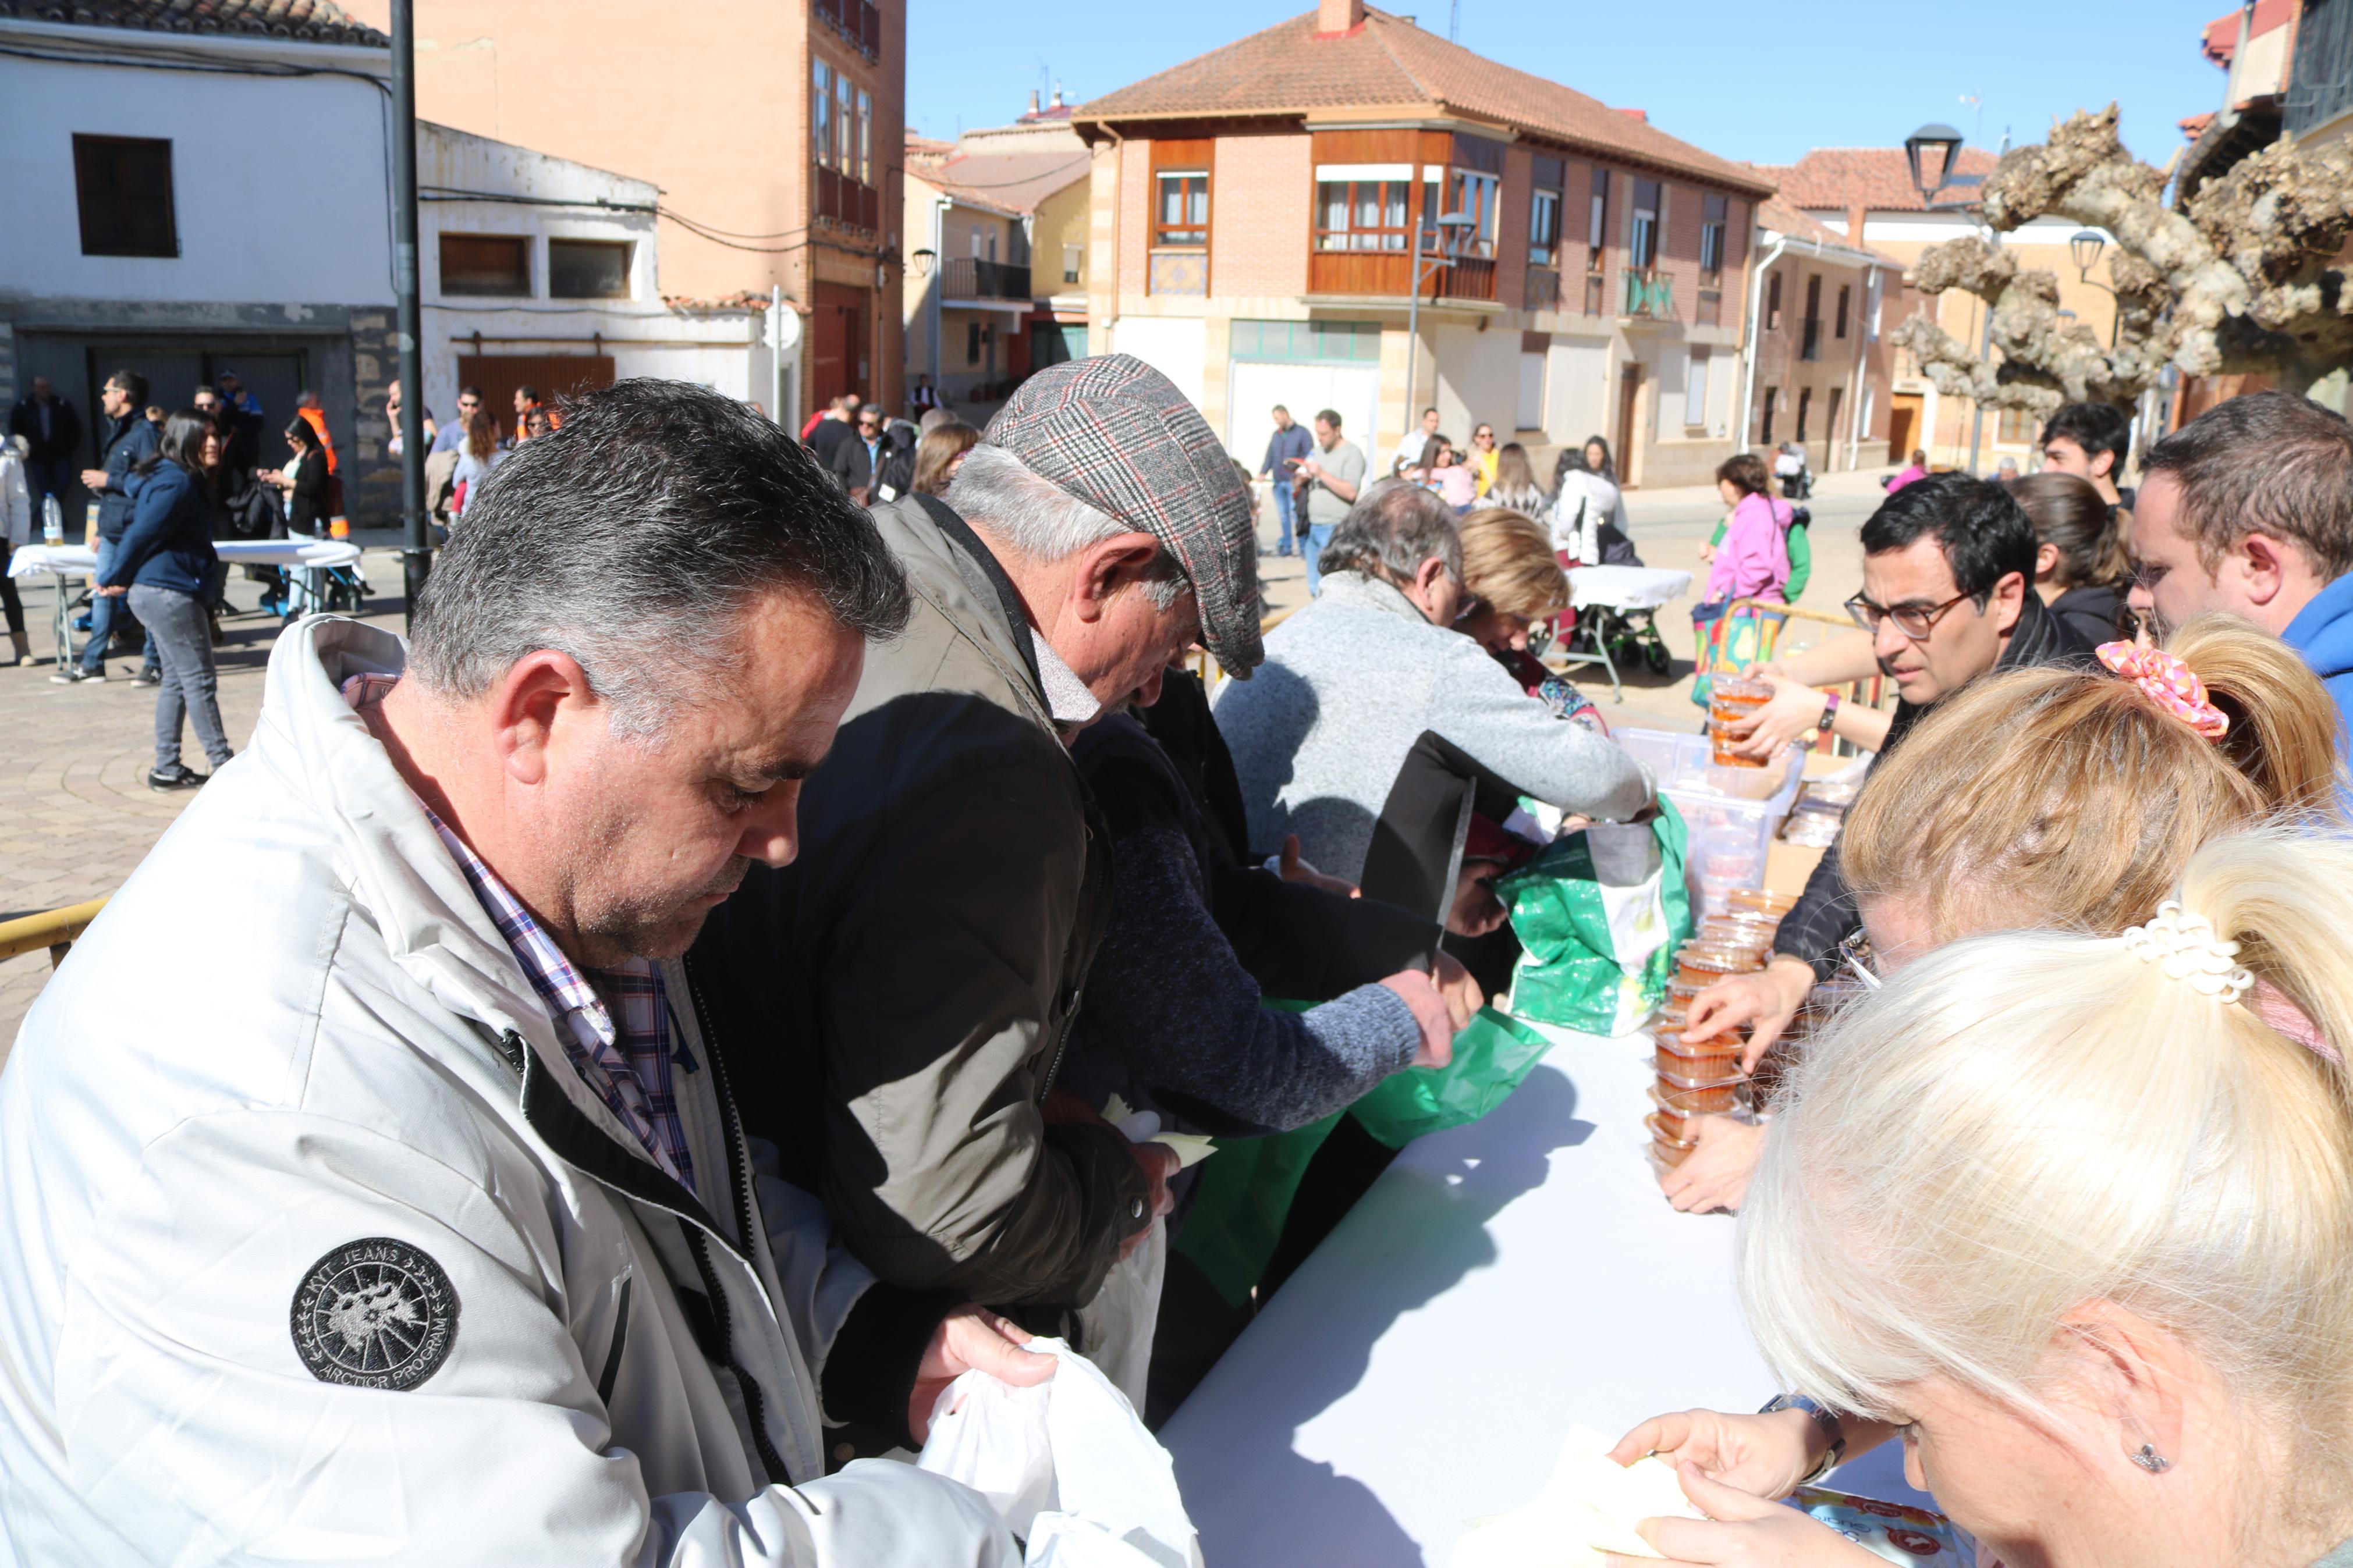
top-left (1749, 146), bottom-right (2001, 214)
top-left (0, 0), bottom-right (385, 44)
top-left (910, 147), bottom-right (1091, 217)
top-left (1076, 5), bottom-right (1772, 196)
top-left (1756, 197), bottom-right (1902, 268)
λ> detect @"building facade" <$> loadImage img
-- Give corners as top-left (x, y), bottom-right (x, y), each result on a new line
top-left (1072, 0), bottom-right (1772, 488)
top-left (345, 0), bottom-right (905, 424)
top-left (902, 100), bottom-right (1091, 422)
top-left (1741, 200), bottom-right (1901, 474)
top-left (0, 0), bottom-right (396, 518)
top-left (419, 125), bottom-right (765, 445)
top-left (1759, 147), bottom-right (2123, 473)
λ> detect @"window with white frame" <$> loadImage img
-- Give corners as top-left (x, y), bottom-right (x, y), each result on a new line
top-left (1063, 242), bottom-right (1083, 284)
top-left (1685, 348), bottom-right (1709, 427)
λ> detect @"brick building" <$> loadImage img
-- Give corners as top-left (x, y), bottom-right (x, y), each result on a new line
top-left (1071, 0), bottom-right (1772, 488)
top-left (903, 98), bottom-right (1092, 422)
top-left (1741, 199), bottom-right (1902, 474)
top-left (344, 0), bottom-right (904, 424)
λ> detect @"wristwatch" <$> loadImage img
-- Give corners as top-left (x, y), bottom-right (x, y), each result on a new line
top-left (1759, 1393), bottom-right (1846, 1485)
top-left (1815, 689), bottom-right (1841, 737)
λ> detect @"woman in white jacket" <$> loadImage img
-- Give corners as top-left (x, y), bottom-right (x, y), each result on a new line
top-left (0, 435), bottom-right (31, 664)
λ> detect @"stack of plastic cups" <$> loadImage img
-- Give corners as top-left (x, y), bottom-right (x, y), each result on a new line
top-left (1646, 890), bottom-right (1788, 1174)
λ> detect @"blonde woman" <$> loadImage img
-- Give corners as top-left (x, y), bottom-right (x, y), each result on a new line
top-left (1613, 826), bottom-right (2353, 1567)
top-left (1660, 613), bottom-right (2345, 1214)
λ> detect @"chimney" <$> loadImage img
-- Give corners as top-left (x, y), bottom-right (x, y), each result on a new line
top-left (1315, 0), bottom-right (1365, 36)
top-left (1027, 88), bottom-right (1041, 116)
top-left (1050, 83), bottom-right (1064, 109)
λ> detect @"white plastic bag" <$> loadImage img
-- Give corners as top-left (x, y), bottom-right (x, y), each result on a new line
top-left (916, 1338), bottom-right (1203, 1568)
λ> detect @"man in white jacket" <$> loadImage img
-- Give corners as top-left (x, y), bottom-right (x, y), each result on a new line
top-left (0, 381), bottom-right (1046, 1564)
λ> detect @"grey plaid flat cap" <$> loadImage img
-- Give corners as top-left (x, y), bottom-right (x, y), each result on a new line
top-left (981, 355), bottom-right (1263, 675)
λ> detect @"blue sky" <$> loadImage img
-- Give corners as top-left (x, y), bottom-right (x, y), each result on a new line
top-left (907, 0), bottom-right (2230, 170)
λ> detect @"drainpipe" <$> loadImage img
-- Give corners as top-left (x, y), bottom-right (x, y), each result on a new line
top-left (1736, 233), bottom-right (1788, 451)
top-left (929, 195), bottom-right (946, 398)
top-left (1843, 259), bottom-right (1869, 470)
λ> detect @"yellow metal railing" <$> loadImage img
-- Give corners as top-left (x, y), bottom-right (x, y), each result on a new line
top-left (0, 898), bottom-right (108, 967)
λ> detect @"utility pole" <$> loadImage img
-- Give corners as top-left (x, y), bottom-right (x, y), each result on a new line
top-left (390, 0), bottom-right (428, 623)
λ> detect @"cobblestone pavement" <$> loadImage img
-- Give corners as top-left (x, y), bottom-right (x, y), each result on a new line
top-left (0, 549), bottom-right (407, 1059)
top-left (0, 471), bottom-right (1894, 1059)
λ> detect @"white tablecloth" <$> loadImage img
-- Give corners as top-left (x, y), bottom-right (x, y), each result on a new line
top-left (8, 539), bottom-right (363, 577)
top-left (1567, 564), bottom-right (1694, 610)
top-left (1159, 1019), bottom-right (1930, 1567)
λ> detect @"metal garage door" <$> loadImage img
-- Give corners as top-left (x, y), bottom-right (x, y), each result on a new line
top-left (1224, 361), bottom-right (1382, 475)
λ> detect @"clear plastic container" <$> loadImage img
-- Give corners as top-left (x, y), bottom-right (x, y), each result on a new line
top-left (1656, 1037), bottom-right (1745, 1081)
top-left (1617, 730), bottom-right (1807, 916)
top-left (1676, 943), bottom-right (1760, 989)
top-left (1653, 1069), bottom-right (1742, 1114)
top-left (1728, 887), bottom-right (1800, 918)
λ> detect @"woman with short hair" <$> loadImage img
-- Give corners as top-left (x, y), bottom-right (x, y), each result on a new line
top-left (107, 410), bottom-right (232, 789)
top-left (1701, 451), bottom-right (1793, 605)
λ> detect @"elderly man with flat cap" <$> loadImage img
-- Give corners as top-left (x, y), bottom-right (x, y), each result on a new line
top-left (694, 357), bottom-right (1298, 1403)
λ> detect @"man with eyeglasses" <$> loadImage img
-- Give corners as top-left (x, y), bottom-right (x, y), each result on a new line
top-left (1676, 473), bottom-right (2093, 1089)
top-left (828, 402), bottom-right (889, 506)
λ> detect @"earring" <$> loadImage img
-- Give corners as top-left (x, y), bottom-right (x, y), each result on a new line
top-left (2130, 1443), bottom-right (2171, 1474)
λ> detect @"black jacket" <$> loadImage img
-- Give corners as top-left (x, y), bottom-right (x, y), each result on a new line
top-left (93, 414), bottom-right (159, 541)
top-left (805, 416), bottom-right (853, 470)
top-left (828, 432), bottom-right (888, 498)
top-left (1772, 590), bottom-right (2096, 979)
top-left (8, 397), bottom-right (81, 467)
top-left (2049, 581), bottom-right (2130, 648)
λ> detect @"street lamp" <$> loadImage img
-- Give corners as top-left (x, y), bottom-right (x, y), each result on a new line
top-left (2068, 229), bottom-right (2122, 348)
top-left (2069, 229), bottom-right (2105, 276)
top-left (1400, 208), bottom-right (1477, 471)
top-left (1904, 123), bottom-right (1965, 202)
top-left (910, 247), bottom-right (936, 279)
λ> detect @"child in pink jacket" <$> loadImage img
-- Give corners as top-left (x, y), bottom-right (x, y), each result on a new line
top-left (1704, 451), bottom-right (1793, 603)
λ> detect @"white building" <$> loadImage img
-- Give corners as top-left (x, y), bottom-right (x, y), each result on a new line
top-left (0, 0), bottom-right (399, 504)
top-left (0, 0), bottom-right (765, 525)
top-left (418, 123), bottom-right (768, 444)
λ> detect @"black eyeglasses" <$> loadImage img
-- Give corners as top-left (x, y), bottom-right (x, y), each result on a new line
top-left (1843, 589), bottom-right (1978, 642)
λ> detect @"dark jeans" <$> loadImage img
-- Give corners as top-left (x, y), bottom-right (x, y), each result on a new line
top-left (127, 584), bottom-right (232, 770)
top-left (0, 541), bottom-right (22, 638)
top-left (80, 536), bottom-right (157, 677)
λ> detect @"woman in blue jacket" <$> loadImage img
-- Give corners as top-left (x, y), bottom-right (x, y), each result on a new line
top-left (104, 410), bottom-right (230, 790)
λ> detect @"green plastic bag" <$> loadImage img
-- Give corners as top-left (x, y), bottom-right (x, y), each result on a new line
top-left (1168, 1106), bottom-right (1341, 1311)
top-left (1348, 1006), bottom-right (1557, 1150)
top-left (1499, 800), bottom-right (1692, 1035)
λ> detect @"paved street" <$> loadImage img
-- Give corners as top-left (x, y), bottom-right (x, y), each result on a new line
top-left (0, 468), bottom-right (1895, 1056)
top-left (0, 546), bottom-right (409, 1057)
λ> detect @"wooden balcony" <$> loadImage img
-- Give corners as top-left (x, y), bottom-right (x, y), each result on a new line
top-left (1306, 250), bottom-right (1497, 301)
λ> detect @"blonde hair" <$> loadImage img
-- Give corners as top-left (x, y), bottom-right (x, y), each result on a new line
top-left (1458, 506), bottom-right (1567, 620)
top-left (1742, 829), bottom-right (2353, 1517)
top-left (1841, 614), bottom-right (2344, 943)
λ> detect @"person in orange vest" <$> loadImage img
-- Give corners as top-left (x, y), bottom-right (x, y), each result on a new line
top-left (512, 385), bottom-right (561, 442)
top-left (293, 392), bottom-right (339, 476)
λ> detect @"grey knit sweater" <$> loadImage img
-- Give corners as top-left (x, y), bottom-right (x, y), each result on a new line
top-left (1213, 570), bottom-right (1655, 884)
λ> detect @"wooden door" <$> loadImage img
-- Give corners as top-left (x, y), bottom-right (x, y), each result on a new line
top-left (810, 283), bottom-right (869, 410)
top-left (1887, 393), bottom-right (1922, 465)
top-left (1614, 362), bottom-right (1645, 488)
top-left (456, 354), bottom-right (615, 442)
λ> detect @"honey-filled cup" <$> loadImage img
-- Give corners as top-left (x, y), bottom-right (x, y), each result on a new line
top-left (1656, 1036), bottom-right (1744, 1082)
top-left (1653, 1068), bottom-right (1742, 1114)
top-left (1676, 943), bottom-right (1759, 990)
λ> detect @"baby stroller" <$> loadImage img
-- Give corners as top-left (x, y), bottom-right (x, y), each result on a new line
top-left (281, 553), bottom-right (372, 619)
top-left (1550, 564), bottom-right (1690, 701)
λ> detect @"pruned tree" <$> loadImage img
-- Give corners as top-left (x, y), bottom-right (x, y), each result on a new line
top-left (1888, 104), bottom-right (2353, 415)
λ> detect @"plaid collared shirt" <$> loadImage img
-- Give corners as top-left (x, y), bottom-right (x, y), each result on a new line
top-left (344, 673), bottom-right (697, 1195)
